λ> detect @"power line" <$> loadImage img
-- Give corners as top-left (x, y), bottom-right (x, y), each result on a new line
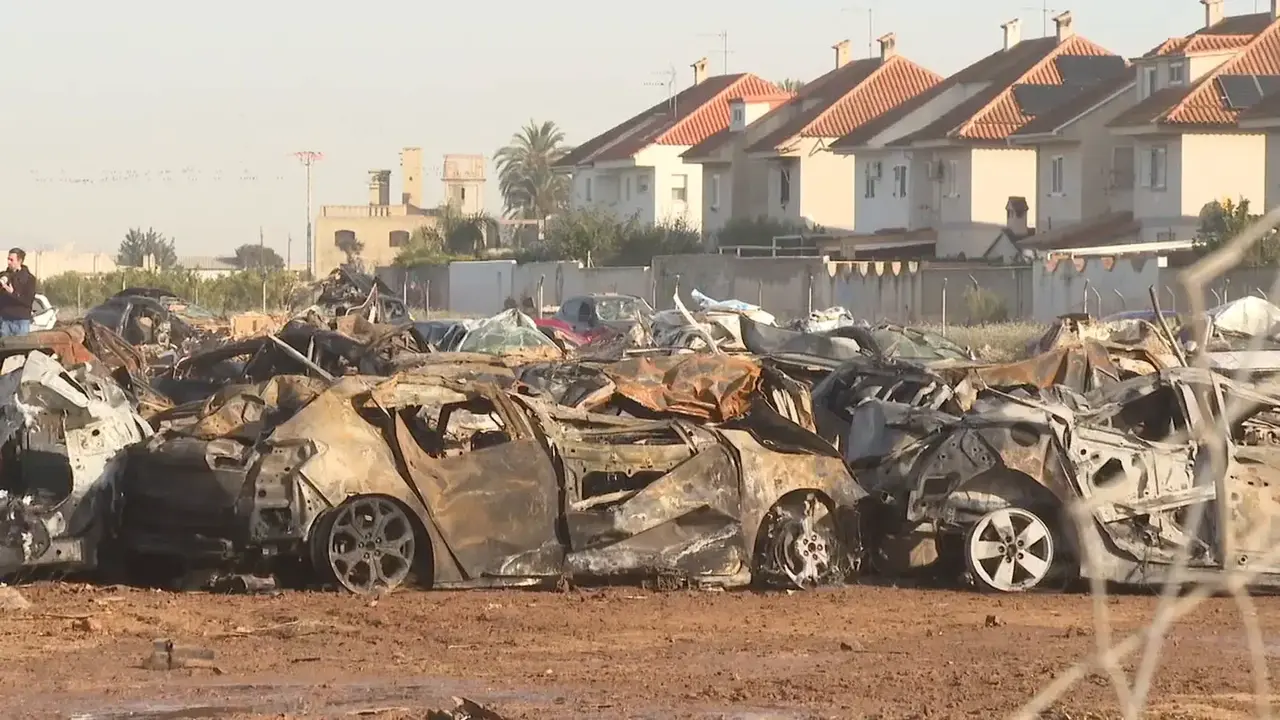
top-left (293, 151), bottom-right (323, 277)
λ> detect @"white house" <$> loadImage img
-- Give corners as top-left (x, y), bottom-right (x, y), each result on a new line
top-left (827, 12), bottom-right (1128, 260)
top-left (1110, 1), bottom-right (1280, 244)
top-left (682, 34), bottom-right (942, 235)
top-left (553, 60), bottom-right (779, 231)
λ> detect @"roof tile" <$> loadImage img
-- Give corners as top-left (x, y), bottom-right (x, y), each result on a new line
top-left (1112, 13), bottom-right (1280, 128)
top-left (554, 73), bottom-right (779, 167)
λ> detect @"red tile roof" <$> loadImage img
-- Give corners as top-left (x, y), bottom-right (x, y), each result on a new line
top-left (1009, 67), bottom-right (1136, 138)
top-left (741, 55), bottom-right (943, 154)
top-left (1142, 12), bottom-right (1272, 58)
top-left (681, 94), bottom-right (794, 160)
top-left (887, 35), bottom-right (1119, 145)
top-left (554, 73), bottom-right (781, 168)
top-left (1110, 13), bottom-right (1280, 129)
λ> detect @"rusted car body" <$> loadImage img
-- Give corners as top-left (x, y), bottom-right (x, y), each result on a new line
top-left (855, 366), bottom-right (1280, 592)
top-left (118, 375), bottom-right (864, 593)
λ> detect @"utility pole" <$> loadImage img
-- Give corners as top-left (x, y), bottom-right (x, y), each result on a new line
top-left (292, 151), bottom-right (323, 278)
top-left (287, 232), bottom-right (292, 269)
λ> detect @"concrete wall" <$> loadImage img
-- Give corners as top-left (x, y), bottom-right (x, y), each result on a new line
top-left (26, 251), bottom-right (117, 278)
top-left (381, 253), bottom-right (1280, 327)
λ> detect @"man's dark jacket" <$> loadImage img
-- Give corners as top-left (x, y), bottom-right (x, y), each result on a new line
top-left (0, 267), bottom-right (36, 321)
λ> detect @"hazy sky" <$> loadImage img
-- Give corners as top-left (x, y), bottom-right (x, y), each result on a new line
top-left (0, 0), bottom-right (1248, 261)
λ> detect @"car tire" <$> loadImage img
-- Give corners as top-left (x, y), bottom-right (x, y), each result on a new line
top-left (963, 506), bottom-right (1056, 593)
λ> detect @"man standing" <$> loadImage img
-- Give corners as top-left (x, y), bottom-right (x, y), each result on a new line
top-left (0, 249), bottom-right (37, 337)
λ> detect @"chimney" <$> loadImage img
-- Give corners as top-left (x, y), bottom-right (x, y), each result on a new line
top-left (1273, 0), bottom-right (1279, 20)
top-left (877, 32), bottom-right (897, 60)
top-left (1202, 0), bottom-right (1224, 27)
top-left (368, 170), bottom-right (390, 206)
top-left (691, 57), bottom-right (708, 85)
top-left (833, 39), bottom-right (852, 68)
top-left (1053, 11), bottom-right (1074, 41)
top-left (1001, 18), bottom-right (1021, 51)
top-left (400, 147), bottom-right (422, 207)
top-left (1006, 196), bottom-right (1029, 236)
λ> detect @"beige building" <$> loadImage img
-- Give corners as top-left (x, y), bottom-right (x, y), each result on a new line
top-left (684, 35), bottom-right (942, 235)
top-left (313, 148), bottom-right (487, 272)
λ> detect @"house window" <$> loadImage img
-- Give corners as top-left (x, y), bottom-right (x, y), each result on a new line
top-left (625, 176), bottom-right (632, 201)
top-left (864, 161), bottom-right (877, 198)
top-left (944, 160), bottom-right (959, 197)
top-left (388, 230), bottom-right (409, 248)
top-left (709, 173), bottom-right (721, 210)
top-left (731, 106), bottom-right (745, 127)
top-left (1050, 155), bottom-right (1065, 195)
top-left (892, 164), bottom-right (907, 198)
top-left (585, 177), bottom-right (593, 201)
top-left (780, 167), bottom-right (792, 206)
top-left (638, 175), bottom-right (649, 194)
top-left (671, 174), bottom-right (688, 203)
top-left (1145, 66), bottom-right (1158, 97)
top-left (1111, 146), bottom-right (1135, 188)
top-left (1169, 62), bottom-right (1185, 86)
top-left (1143, 144), bottom-right (1167, 190)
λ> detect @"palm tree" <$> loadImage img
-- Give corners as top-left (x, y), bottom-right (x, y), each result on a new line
top-left (438, 204), bottom-right (500, 257)
top-left (776, 78), bottom-right (806, 92)
top-left (495, 120), bottom-right (572, 221)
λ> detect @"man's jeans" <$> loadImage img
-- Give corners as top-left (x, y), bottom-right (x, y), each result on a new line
top-left (0, 319), bottom-right (31, 337)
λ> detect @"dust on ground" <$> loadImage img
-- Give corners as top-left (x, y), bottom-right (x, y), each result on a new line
top-left (0, 582), bottom-right (1274, 719)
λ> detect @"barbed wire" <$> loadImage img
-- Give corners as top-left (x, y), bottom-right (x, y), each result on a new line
top-left (1012, 204), bottom-right (1280, 719)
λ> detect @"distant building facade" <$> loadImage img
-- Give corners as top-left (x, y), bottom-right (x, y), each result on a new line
top-left (313, 148), bottom-right (489, 272)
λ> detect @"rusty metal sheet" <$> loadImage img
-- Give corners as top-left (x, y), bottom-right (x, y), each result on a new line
top-left (602, 354), bottom-right (762, 422)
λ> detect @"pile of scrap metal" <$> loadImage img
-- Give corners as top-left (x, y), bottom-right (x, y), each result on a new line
top-left (292, 265), bottom-right (409, 324)
top-left (84, 288), bottom-right (231, 364)
top-left (115, 352), bottom-right (864, 594)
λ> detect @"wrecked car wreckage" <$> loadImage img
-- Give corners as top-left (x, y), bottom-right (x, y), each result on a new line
top-left (117, 371), bottom-right (864, 594)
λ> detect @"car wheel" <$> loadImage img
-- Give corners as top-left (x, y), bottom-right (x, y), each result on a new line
top-left (964, 507), bottom-right (1055, 593)
top-left (755, 492), bottom-right (847, 590)
top-left (310, 496), bottom-right (416, 595)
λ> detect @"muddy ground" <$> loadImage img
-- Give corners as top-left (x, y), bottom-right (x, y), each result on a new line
top-left (0, 582), bottom-right (1275, 719)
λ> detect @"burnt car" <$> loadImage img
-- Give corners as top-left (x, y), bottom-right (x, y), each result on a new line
top-left (0, 349), bottom-right (152, 579)
top-left (117, 375), bottom-right (863, 594)
top-left (554, 294), bottom-right (653, 337)
top-left (854, 366), bottom-right (1280, 593)
top-left (85, 288), bottom-right (222, 349)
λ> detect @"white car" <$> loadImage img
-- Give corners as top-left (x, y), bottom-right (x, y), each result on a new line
top-left (31, 294), bottom-right (56, 331)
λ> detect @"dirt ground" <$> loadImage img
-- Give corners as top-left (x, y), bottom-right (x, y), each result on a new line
top-left (0, 581), bottom-right (1276, 719)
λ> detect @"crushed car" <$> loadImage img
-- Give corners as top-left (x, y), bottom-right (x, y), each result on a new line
top-left (0, 349), bottom-right (151, 579)
top-left (117, 373), bottom-right (864, 594)
top-left (852, 366), bottom-right (1280, 592)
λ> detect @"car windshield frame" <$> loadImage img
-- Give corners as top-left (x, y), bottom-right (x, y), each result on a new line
top-left (594, 297), bottom-right (651, 322)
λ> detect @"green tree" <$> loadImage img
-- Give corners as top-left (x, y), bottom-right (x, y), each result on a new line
top-left (714, 215), bottom-right (823, 249)
top-left (117, 227), bottom-right (178, 268)
top-left (543, 207), bottom-right (623, 264)
top-left (776, 78), bottom-right (805, 92)
top-left (1193, 197), bottom-right (1280, 266)
top-left (336, 233), bottom-right (364, 265)
top-left (495, 120), bottom-right (572, 220)
top-left (438, 204), bottom-right (499, 257)
top-left (393, 226), bottom-right (449, 267)
top-left (610, 216), bottom-right (702, 266)
top-left (228, 244), bottom-right (284, 271)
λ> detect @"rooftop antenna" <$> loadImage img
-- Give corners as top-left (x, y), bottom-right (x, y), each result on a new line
top-left (841, 5), bottom-right (874, 58)
top-left (698, 30), bottom-right (734, 74)
top-left (1020, 1), bottom-right (1058, 37)
top-left (291, 150), bottom-right (323, 277)
top-left (645, 65), bottom-right (678, 116)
